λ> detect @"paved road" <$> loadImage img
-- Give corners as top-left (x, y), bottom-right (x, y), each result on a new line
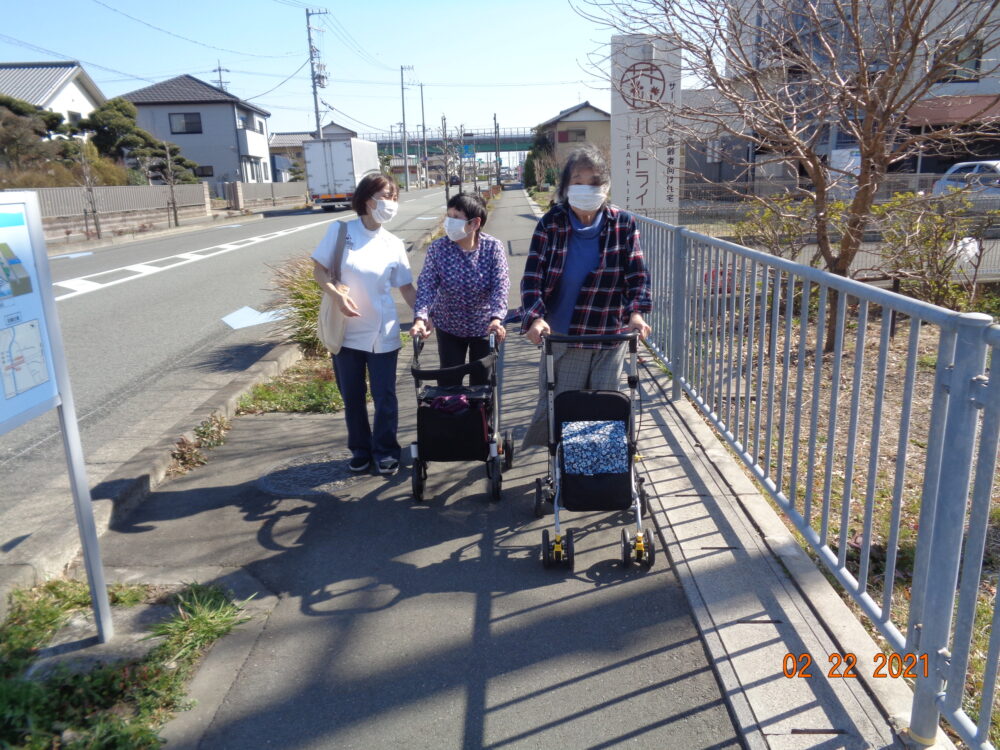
top-left (0, 188), bottom-right (445, 564)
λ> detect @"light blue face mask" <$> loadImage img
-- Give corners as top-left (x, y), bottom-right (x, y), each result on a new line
top-left (566, 184), bottom-right (607, 211)
top-left (444, 216), bottom-right (470, 241)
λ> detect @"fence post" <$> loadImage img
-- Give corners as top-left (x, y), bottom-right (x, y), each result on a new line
top-left (670, 227), bottom-right (688, 401)
top-left (907, 312), bottom-right (991, 746)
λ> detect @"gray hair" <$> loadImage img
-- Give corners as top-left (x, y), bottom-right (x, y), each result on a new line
top-left (556, 144), bottom-right (611, 205)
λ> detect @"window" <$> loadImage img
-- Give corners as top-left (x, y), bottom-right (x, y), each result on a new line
top-left (193, 165), bottom-right (214, 177)
top-left (169, 113), bottom-right (202, 134)
top-left (936, 39), bottom-right (982, 82)
top-left (705, 139), bottom-right (723, 164)
top-left (567, 129), bottom-right (587, 142)
top-left (67, 111), bottom-right (81, 126)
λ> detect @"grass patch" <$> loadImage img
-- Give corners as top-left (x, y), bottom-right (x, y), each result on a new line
top-left (0, 580), bottom-right (249, 749)
top-left (236, 357), bottom-right (343, 415)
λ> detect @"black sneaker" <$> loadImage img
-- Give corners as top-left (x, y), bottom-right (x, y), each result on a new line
top-left (348, 455), bottom-right (371, 473)
top-left (376, 458), bottom-right (399, 476)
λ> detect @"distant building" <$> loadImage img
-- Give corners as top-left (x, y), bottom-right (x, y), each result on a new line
top-left (536, 102), bottom-right (612, 164)
top-left (122, 75), bottom-right (271, 190)
top-left (0, 61), bottom-right (105, 128)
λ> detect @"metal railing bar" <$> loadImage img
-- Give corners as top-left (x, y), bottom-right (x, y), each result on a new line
top-left (907, 326), bottom-right (958, 648)
top-left (777, 273), bottom-right (795, 494)
top-left (838, 298), bottom-right (869, 569)
top-left (804, 285), bottom-right (828, 528)
top-left (881, 317), bottom-right (921, 622)
top-left (858, 312), bottom-right (891, 594)
top-left (789, 279), bottom-right (811, 513)
top-left (822, 292), bottom-right (848, 546)
top-left (753, 268), bottom-right (770, 467)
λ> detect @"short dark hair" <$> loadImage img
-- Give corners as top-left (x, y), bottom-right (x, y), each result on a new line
top-left (352, 172), bottom-right (398, 215)
top-left (447, 192), bottom-right (488, 230)
top-left (556, 144), bottom-right (610, 205)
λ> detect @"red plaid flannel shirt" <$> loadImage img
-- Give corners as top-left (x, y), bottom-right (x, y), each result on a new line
top-left (520, 203), bottom-right (651, 348)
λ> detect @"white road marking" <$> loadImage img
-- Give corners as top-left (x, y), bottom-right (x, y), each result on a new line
top-left (52, 278), bottom-right (102, 292)
top-left (222, 306), bottom-right (285, 329)
top-left (52, 217), bottom-right (348, 302)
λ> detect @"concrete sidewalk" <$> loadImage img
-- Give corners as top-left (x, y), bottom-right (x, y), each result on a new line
top-left (22, 188), bottom-right (927, 747)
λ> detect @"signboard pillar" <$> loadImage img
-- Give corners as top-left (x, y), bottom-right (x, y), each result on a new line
top-left (0, 193), bottom-right (113, 641)
top-left (611, 34), bottom-right (682, 224)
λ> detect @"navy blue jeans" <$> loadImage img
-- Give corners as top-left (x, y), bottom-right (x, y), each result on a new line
top-left (331, 346), bottom-right (401, 463)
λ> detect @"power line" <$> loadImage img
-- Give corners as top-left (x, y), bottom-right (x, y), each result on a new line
top-left (0, 32), bottom-right (158, 83)
top-left (245, 58), bottom-right (310, 100)
top-left (318, 17), bottom-right (394, 72)
top-left (88, 0), bottom-right (300, 59)
top-left (320, 98), bottom-right (388, 133)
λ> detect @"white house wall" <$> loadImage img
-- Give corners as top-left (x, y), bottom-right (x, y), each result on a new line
top-left (46, 80), bottom-right (100, 124)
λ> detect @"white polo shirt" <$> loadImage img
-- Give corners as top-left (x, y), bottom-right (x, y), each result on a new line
top-left (312, 218), bottom-right (412, 354)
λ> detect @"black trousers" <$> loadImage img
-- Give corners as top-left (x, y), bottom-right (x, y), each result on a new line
top-left (436, 327), bottom-right (492, 386)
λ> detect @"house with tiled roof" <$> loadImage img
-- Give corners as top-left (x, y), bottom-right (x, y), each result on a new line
top-left (268, 121), bottom-right (358, 182)
top-left (0, 61), bottom-right (105, 128)
top-left (536, 102), bottom-right (611, 164)
top-left (122, 74), bottom-right (272, 189)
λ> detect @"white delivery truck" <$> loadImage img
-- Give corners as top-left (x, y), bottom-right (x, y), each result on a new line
top-left (303, 137), bottom-right (381, 212)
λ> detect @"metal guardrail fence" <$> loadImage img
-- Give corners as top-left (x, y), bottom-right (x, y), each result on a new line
top-left (639, 216), bottom-right (1000, 749)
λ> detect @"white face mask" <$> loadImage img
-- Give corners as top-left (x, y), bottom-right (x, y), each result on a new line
top-left (566, 184), bottom-right (607, 212)
top-left (444, 216), bottom-right (470, 242)
top-left (370, 198), bottom-right (398, 224)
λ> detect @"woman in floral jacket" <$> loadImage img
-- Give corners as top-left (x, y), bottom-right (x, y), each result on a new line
top-left (410, 192), bottom-right (509, 386)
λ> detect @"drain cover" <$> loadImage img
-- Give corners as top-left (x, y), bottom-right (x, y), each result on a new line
top-left (257, 450), bottom-right (361, 497)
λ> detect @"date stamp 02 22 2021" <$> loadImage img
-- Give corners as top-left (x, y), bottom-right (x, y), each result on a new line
top-left (783, 652), bottom-right (930, 679)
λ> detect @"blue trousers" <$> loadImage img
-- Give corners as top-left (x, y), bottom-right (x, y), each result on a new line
top-left (331, 346), bottom-right (401, 462)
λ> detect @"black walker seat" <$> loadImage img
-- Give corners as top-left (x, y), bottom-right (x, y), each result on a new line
top-left (409, 336), bottom-right (512, 502)
top-left (555, 389), bottom-right (634, 512)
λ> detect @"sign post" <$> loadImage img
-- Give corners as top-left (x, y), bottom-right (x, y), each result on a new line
top-left (610, 34), bottom-right (682, 224)
top-left (0, 192), bottom-right (113, 641)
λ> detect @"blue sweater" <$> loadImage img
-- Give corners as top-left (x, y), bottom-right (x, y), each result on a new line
top-left (546, 210), bottom-right (604, 335)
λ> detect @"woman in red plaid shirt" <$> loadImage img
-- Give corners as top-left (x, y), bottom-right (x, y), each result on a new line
top-left (520, 144), bottom-right (652, 447)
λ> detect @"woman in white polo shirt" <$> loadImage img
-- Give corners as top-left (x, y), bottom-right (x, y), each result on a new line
top-left (312, 173), bottom-right (416, 476)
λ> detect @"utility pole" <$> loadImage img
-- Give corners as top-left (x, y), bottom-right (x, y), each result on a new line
top-left (420, 82), bottom-right (428, 190)
top-left (400, 64), bottom-right (413, 192)
top-left (442, 114), bottom-right (450, 201)
top-left (305, 8), bottom-right (328, 139)
top-left (213, 60), bottom-right (230, 91)
top-left (494, 113), bottom-right (501, 187)
top-left (458, 126), bottom-right (465, 191)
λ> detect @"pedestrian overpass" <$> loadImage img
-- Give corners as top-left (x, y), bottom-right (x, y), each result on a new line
top-left (357, 127), bottom-right (536, 157)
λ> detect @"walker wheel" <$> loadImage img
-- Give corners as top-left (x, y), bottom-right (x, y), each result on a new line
top-left (541, 529), bottom-right (553, 568)
top-left (533, 478), bottom-right (545, 518)
top-left (564, 528), bottom-right (575, 572)
top-left (639, 486), bottom-right (649, 518)
top-left (502, 430), bottom-right (514, 471)
top-left (642, 530), bottom-right (655, 569)
top-left (411, 459), bottom-right (425, 502)
top-left (621, 529), bottom-right (632, 568)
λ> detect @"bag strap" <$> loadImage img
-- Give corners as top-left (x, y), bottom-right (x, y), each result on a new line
top-left (330, 221), bottom-right (349, 285)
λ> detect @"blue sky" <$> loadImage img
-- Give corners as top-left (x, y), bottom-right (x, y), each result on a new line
top-left (1, 0), bottom-right (615, 137)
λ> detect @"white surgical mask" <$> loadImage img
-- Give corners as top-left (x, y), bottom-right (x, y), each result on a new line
top-left (444, 217), bottom-right (470, 242)
top-left (371, 198), bottom-right (398, 224)
top-left (566, 184), bottom-right (607, 212)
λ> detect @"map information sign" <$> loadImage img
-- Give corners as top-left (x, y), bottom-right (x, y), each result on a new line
top-left (0, 203), bottom-right (58, 434)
